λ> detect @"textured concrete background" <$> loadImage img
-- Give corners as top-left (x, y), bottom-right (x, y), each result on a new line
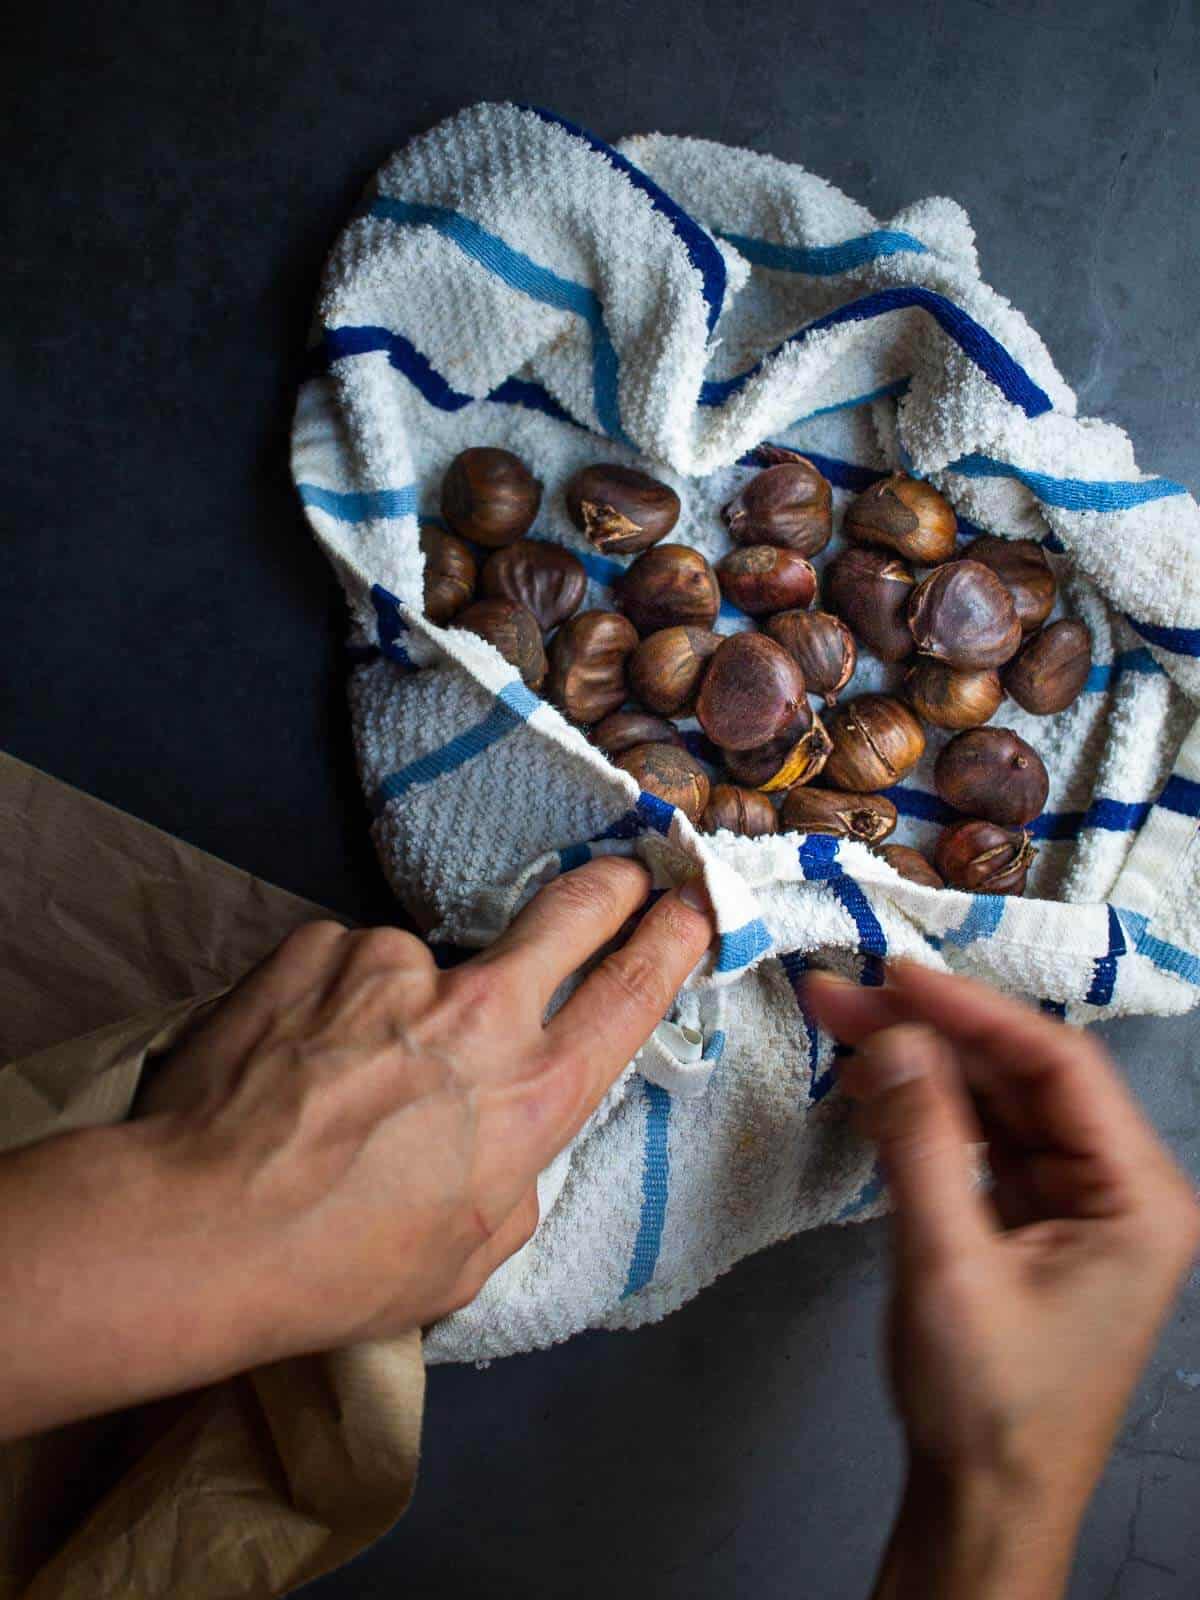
top-left (3, 1), bottom-right (1199, 1593)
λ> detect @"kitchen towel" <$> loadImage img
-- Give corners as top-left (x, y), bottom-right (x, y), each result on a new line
top-left (292, 102), bottom-right (1200, 1363)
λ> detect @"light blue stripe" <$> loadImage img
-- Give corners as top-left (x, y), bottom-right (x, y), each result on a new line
top-left (298, 482), bottom-right (418, 523)
top-left (622, 1081), bottom-right (671, 1297)
top-left (943, 895), bottom-right (1006, 947)
top-left (788, 376), bottom-right (911, 426)
top-left (370, 679), bottom-right (537, 814)
top-left (369, 196), bottom-right (628, 442)
top-left (948, 452), bottom-right (1187, 512)
top-left (701, 1029), bottom-right (726, 1062)
top-left (835, 1167), bottom-right (886, 1222)
top-left (717, 228), bottom-right (928, 275)
top-left (1116, 910), bottom-right (1200, 988)
top-left (716, 917), bottom-right (773, 972)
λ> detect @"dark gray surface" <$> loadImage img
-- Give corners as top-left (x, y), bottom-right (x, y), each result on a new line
top-left (4, 0), bottom-right (1200, 1593)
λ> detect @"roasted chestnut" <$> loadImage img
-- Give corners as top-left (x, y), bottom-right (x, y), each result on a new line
top-left (721, 453), bottom-right (832, 555)
top-left (723, 718), bottom-right (832, 792)
top-left (934, 727), bottom-right (1049, 826)
top-left (934, 819), bottom-right (1035, 895)
top-left (822, 694), bottom-right (926, 791)
top-left (825, 547), bottom-right (916, 662)
top-left (964, 536), bottom-right (1056, 634)
top-left (546, 609), bottom-right (638, 724)
top-left (878, 844), bottom-right (945, 889)
top-left (628, 627), bottom-right (722, 716)
top-left (907, 560), bottom-right (1022, 670)
top-left (480, 539), bottom-right (586, 632)
top-left (441, 447), bottom-right (541, 546)
top-left (843, 472), bottom-right (958, 565)
top-left (1003, 619), bottom-right (1092, 715)
top-left (701, 784), bottom-right (780, 837)
top-left (765, 610), bottom-right (856, 705)
top-left (695, 632), bottom-right (809, 751)
top-left (716, 546), bottom-right (817, 617)
top-left (618, 544), bottom-right (721, 634)
top-left (904, 659), bottom-right (1003, 730)
top-left (565, 463), bottom-right (680, 554)
top-left (420, 523), bottom-right (477, 624)
top-left (456, 598), bottom-right (547, 690)
top-left (613, 743), bottom-right (710, 823)
top-left (779, 787), bottom-right (898, 845)
top-left (591, 711), bottom-right (685, 757)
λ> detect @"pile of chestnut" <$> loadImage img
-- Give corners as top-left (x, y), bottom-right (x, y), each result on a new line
top-left (421, 444), bottom-right (1093, 896)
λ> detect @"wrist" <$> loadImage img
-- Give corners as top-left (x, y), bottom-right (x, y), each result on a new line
top-left (875, 1457), bottom-right (1085, 1600)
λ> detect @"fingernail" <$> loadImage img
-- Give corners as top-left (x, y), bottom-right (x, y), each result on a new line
top-left (678, 876), bottom-right (710, 913)
top-left (859, 1029), bottom-right (929, 1094)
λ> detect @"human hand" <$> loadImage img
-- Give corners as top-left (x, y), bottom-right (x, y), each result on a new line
top-left (0, 858), bottom-right (712, 1440)
top-left (805, 961), bottom-right (1200, 1600)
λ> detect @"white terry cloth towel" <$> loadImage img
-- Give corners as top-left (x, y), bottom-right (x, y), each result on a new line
top-left (292, 103), bottom-right (1200, 1364)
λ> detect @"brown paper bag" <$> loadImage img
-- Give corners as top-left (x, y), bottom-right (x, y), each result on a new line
top-left (0, 753), bottom-right (424, 1598)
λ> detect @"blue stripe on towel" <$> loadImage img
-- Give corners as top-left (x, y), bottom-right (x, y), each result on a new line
top-left (942, 895), bottom-right (1006, 947)
top-left (1125, 616), bottom-right (1200, 658)
top-left (779, 951), bottom-right (836, 1104)
top-left (701, 1030), bottom-right (726, 1062)
top-left (318, 324), bottom-right (477, 410)
top-left (519, 105), bottom-right (728, 336)
top-left (369, 584), bottom-right (417, 671)
top-left (1086, 904), bottom-right (1127, 1007)
top-left (701, 287), bottom-right (1053, 417)
top-left (298, 482), bottom-right (418, 522)
top-left (370, 678), bottom-right (537, 814)
top-left (716, 228), bottom-right (928, 275)
top-left (737, 444), bottom-right (886, 493)
top-left (486, 375), bottom-right (577, 424)
top-left (835, 1166), bottom-right (886, 1222)
top-left (885, 786), bottom-right (1156, 841)
top-left (369, 197), bottom-right (627, 440)
top-left (1157, 775), bottom-right (1200, 818)
top-left (622, 1080), bottom-right (672, 1297)
top-left (1116, 909), bottom-right (1200, 988)
top-left (716, 918), bottom-right (774, 973)
top-left (797, 836), bottom-right (887, 983)
top-left (947, 452), bottom-right (1187, 513)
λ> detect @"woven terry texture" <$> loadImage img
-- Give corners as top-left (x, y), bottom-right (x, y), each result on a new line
top-left (292, 102), bottom-right (1200, 1362)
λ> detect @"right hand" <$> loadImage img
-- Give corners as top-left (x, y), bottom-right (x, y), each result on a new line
top-left (805, 960), bottom-right (1200, 1600)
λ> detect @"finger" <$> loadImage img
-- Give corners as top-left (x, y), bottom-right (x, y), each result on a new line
top-left (846, 1022), bottom-right (995, 1273)
top-left (885, 961), bottom-right (1164, 1172)
top-left (467, 856), bottom-right (653, 1016)
top-left (498, 879), bottom-right (715, 1170)
top-left (801, 970), bottom-right (906, 1045)
top-left (309, 926), bottom-right (441, 1044)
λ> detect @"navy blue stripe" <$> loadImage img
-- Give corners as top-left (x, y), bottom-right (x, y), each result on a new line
top-left (798, 836), bottom-right (888, 975)
top-left (519, 106), bottom-right (728, 337)
top-left (886, 787), bottom-right (1155, 840)
top-left (318, 324), bottom-right (476, 410)
top-left (701, 287), bottom-right (1053, 417)
top-left (1040, 998), bottom-right (1067, 1019)
top-left (1086, 904), bottom-right (1127, 1007)
top-left (738, 444), bottom-right (886, 493)
top-left (369, 584), bottom-right (417, 671)
top-left (716, 227), bottom-right (928, 275)
top-left (1157, 775), bottom-right (1200, 818)
top-left (1125, 616), bottom-right (1200, 658)
top-left (486, 375), bottom-right (576, 424)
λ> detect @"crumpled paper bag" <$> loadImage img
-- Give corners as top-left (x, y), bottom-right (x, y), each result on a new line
top-left (0, 752), bottom-right (424, 1599)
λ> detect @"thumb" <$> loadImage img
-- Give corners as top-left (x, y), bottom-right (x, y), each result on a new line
top-left (842, 1023), bottom-right (993, 1273)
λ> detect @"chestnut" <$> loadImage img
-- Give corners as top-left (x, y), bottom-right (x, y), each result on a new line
top-left (843, 471), bottom-right (958, 565)
top-left (721, 453), bottom-right (832, 555)
top-left (723, 718), bottom-right (832, 792)
top-left (822, 694), bottom-right (926, 791)
top-left (934, 727), bottom-right (1049, 826)
top-left (904, 659), bottom-right (1003, 730)
top-left (565, 463), bottom-right (680, 554)
top-left (779, 787), bottom-right (898, 845)
top-left (546, 609), bottom-right (638, 724)
top-left (765, 610), bottom-right (856, 705)
top-left (619, 544), bottom-right (721, 634)
top-left (419, 522), bottom-right (477, 624)
top-left (1003, 619), bottom-right (1092, 715)
top-left (628, 627), bottom-right (722, 716)
top-left (591, 711), bottom-right (685, 757)
top-left (695, 633), bottom-right (808, 751)
top-left (716, 546), bottom-right (817, 616)
top-left (908, 560), bottom-right (1022, 670)
top-left (934, 819), bottom-right (1035, 895)
top-left (441, 447), bottom-right (541, 546)
top-left (701, 784), bottom-right (780, 837)
top-left (480, 540), bottom-right (586, 632)
top-left (456, 598), bottom-right (546, 690)
top-left (825, 547), bottom-right (916, 662)
top-left (964, 536), bottom-right (1056, 634)
top-left (613, 743), bottom-right (710, 824)
top-left (878, 844), bottom-right (945, 889)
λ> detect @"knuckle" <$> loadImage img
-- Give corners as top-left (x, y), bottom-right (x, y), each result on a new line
top-left (282, 919), bottom-right (349, 961)
top-left (357, 926), bottom-right (432, 971)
